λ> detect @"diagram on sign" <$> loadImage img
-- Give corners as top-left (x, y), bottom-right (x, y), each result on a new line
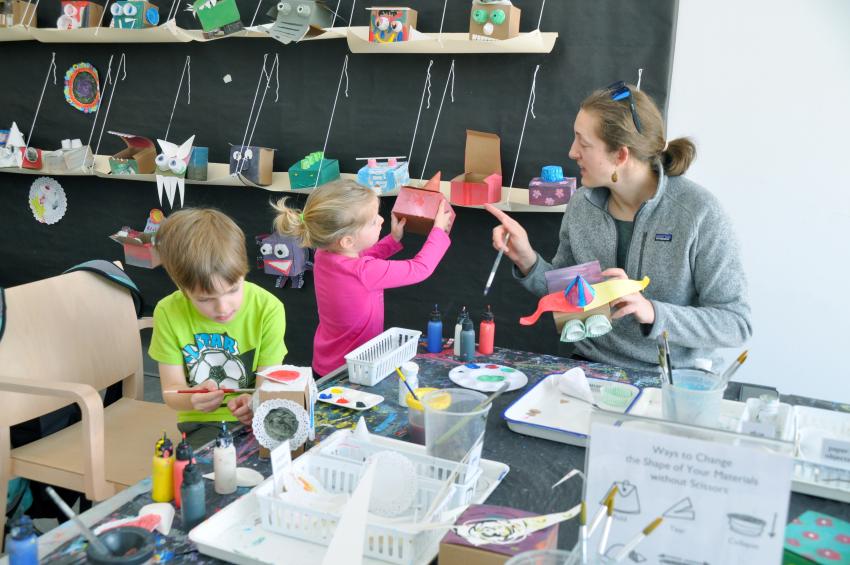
top-left (658, 556), bottom-right (710, 565)
top-left (663, 497), bottom-right (696, 521)
top-left (726, 513), bottom-right (767, 537)
top-left (602, 480), bottom-right (641, 514)
top-left (603, 543), bottom-right (646, 563)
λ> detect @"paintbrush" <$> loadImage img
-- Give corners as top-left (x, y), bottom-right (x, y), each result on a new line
top-left (614, 517), bottom-right (663, 562)
top-left (175, 388), bottom-right (256, 394)
top-left (587, 485), bottom-right (616, 537)
top-left (46, 486), bottom-right (113, 557)
top-left (597, 493), bottom-right (616, 558)
top-left (483, 233), bottom-right (510, 296)
top-left (579, 501), bottom-right (589, 565)
top-left (662, 331), bottom-right (674, 385)
top-left (395, 367), bottom-right (419, 402)
top-left (718, 350), bottom-right (748, 389)
top-left (434, 381), bottom-right (509, 447)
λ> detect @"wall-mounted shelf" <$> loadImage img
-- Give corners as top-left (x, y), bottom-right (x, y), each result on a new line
top-left (1, 156), bottom-right (566, 213)
top-left (346, 28), bottom-right (558, 54)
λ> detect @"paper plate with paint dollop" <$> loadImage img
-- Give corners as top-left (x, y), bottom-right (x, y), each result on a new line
top-left (449, 363), bottom-right (528, 392)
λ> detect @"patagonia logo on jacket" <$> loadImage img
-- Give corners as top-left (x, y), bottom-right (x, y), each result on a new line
top-left (655, 233), bottom-right (673, 242)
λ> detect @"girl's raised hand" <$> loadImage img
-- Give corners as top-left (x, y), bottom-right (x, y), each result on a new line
top-left (433, 199), bottom-right (453, 232)
top-left (484, 204), bottom-right (536, 274)
top-left (391, 213), bottom-right (406, 242)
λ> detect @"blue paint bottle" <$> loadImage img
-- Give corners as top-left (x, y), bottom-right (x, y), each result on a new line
top-left (181, 462), bottom-right (206, 530)
top-left (460, 317), bottom-right (475, 362)
top-left (426, 304), bottom-right (443, 353)
top-left (8, 515), bottom-right (38, 565)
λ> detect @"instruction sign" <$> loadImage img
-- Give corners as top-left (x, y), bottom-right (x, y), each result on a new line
top-left (585, 418), bottom-right (793, 564)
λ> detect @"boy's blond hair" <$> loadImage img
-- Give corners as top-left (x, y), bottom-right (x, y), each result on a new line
top-left (156, 208), bottom-right (249, 294)
top-left (272, 179), bottom-right (377, 249)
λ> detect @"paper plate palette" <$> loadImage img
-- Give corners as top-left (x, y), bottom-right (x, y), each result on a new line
top-left (448, 363), bottom-right (528, 392)
top-left (502, 374), bottom-right (641, 447)
top-left (317, 386), bottom-right (383, 411)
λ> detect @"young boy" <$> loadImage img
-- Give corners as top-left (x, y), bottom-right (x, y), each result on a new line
top-left (149, 208), bottom-right (286, 445)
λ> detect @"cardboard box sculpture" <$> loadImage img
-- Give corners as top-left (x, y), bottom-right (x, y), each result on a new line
top-left (254, 366), bottom-right (315, 459)
top-left (109, 0), bottom-right (160, 28)
top-left (109, 209), bottom-right (165, 269)
top-left (230, 144), bottom-right (275, 186)
top-left (1, 0), bottom-right (38, 25)
top-left (190, 0), bottom-right (242, 38)
top-left (108, 131), bottom-right (156, 174)
top-left (367, 7), bottom-right (417, 42)
top-left (256, 232), bottom-right (313, 288)
top-left (450, 130), bottom-right (502, 206)
top-left (266, 0), bottom-right (334, 44)
top-left (469, 1), bottom-right (520, 42)
top-left (19, 147), bottom-right (43, 170)
top-left (57, 0), bottom-right (104, 28)
top-left (529, 166), bottom-right (577, 206)
top-left (392, 172), bottom-right (456, 235)
top-left (439, 504), bottom-right (559, 565)
top-left (356, 156), bottom-right (410, 193)
top-left (288, 151), bottom-right (340, 189)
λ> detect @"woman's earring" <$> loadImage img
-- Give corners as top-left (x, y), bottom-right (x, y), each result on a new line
top-left (611, 169), bottom-right (618, 183)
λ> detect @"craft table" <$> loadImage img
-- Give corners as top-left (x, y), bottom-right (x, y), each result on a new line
top-left (10, 346), bottom-right (850, 564)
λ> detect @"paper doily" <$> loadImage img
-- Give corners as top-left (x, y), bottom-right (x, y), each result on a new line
top-left (28, 177), bottom-right (67, 225)
top-left (364, 451), bottom-right (417, 517)
top-left (252, 398), bottom-right (309, 450)
top-left (449, 363), bottom-right (528, 392)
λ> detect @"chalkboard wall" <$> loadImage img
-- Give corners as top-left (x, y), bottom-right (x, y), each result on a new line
top-left (0, 0), bottom-right (677, 367)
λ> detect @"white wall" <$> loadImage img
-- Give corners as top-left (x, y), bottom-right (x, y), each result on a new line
top-left (667, 1), bottom-right (850, 403)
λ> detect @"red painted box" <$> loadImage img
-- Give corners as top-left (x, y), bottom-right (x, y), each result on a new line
top-left (450, 130), bottom-right (502, 206)
top-left (392, 171), bottom-right (455, 235)
top-left (110, 230), bottom-right (160, 269)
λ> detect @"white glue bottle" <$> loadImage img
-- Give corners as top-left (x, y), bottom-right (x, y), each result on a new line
top-left (398, 361), bottom-right (419, 405)
top-left (453, 306), bottom-right (468, 356)
top-left (213, 422), bottom-right (237, 495)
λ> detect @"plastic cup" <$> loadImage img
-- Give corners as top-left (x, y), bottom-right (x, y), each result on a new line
top-left (424, 388), bottom-right (490, 471)
top-left (662, 369), bottom-right (725, 427)
top-left (405, 387), bottom-right (440, 445)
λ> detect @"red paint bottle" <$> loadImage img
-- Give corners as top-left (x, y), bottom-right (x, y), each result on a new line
top-left (173, 432), bottom-right (194, 508)
top-left (479, 305), bottom-right (495, 355)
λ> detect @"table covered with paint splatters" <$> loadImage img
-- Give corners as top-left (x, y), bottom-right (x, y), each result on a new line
top-left (31, 345), bottom-right (850, 563)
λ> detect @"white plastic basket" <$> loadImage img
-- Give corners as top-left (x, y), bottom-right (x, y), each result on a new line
top-left (255, 450), bottom-right (465, 564)
top-left (345, 327), bottom-right (421, 386)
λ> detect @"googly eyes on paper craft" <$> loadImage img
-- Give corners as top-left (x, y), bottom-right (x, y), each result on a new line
top-left (296, 3), bottom-right (310, 16)
top-left (260, 243), bottom-right (273, 256)
top-left (390, 20), bottom-right (403, 33)
top-left (277, 2), bottom-right (290, 14)
top-left (273, 243), bottom-right (290, 259)
top-left (490, 9), bottom-right (506, 24)
top-left (472, 9), bottom-right (487, 24)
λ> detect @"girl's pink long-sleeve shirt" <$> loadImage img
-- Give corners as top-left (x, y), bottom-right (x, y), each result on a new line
top-left (311, 227), bottom-right (451, 376)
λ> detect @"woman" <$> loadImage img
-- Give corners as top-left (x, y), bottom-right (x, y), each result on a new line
top-left (486, 82), bottom-right (751, 371)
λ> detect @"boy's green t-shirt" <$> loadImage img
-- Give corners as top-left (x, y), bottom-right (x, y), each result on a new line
top-left (148, 281), bottom-right (287, 423)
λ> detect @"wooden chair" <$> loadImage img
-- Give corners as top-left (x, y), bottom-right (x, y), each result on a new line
top-left (0, 269), bottom-right (178, 539)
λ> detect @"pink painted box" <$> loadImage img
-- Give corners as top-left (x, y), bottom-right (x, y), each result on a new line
top-left (450, 130), bottom-right (502, 206)
top-left (529, 166), bottom-right (576, 206)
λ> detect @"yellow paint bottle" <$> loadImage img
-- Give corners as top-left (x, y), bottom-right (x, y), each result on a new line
top-left (151, 431), bottom-right (175, 503)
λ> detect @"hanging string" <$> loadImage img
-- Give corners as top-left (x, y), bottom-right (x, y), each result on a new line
top-left (420, 59), bottom-right (455, 180)
top-left (249, 0), bottom-right (263, 28)
top-left (506, 65), bottom-right (541, 210)
top-left (235, 54), bottom-right (280, 177)
top-left (407, 59), bottom-right (433, 175)
top-left (166, 0), bottom-right (180, 23)
top-left (636, 68), bottom-right (644, 90)
top-left (25, 0), bottom-right (40, 27)
top-left (94, 0), bottom-right (112, 35)
top-left (163, 56), bottom-right (192, 141)
top-left (437, 0), bottom-right (448, 41)
top-left (85, 53), bottom-right (115, 151)
top-left (347, 0), bottom-right (357, 31)
top-left (243, 55), bottom-right (279, 153)
top-left (315, 55), bottom-right (349, 190)
top-left (536, 0), bottom-right (547, 30)
top-left (93, 53), bottom-right (128, 156)
top-left (330, 0), bottom-right (343, 27)
top-left (23, 53), bottom-right (57, 155)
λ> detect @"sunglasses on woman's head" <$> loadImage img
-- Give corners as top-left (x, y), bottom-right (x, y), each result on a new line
top-left (606, 80), bottom-right (643, 134)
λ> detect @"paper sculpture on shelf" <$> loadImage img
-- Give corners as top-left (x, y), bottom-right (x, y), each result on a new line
top-left (288, 151), bottom-right (340, 189)
top-left (155, 135), bottom-right (194, 208)
top-left (450, 130), bottom-right (502, 206)
top-left (521, 274), bottom-right (650, 343)
top-left (356, 155), bottom-right (410, 193)
top-left (187, 0), bottom-right (243, 39)
top-left (42, 139), bottom-right (94, 172)
top-left (230, 144), bottom-right (274, 186)
top-left (63, 62), bottom-right (100, 114)
top-left (108, 131), bottom-right (156, 174)
top-left (529, 165), bottom-right (576, 207)
top-left (20, 147), bottom-right (43, 170)
top-left (253, 366), bottom-right (316, 456)
top-left (256, 232), bottom-right (313, 288)
top-left (186, 146), bottom-right (208, 180)
top-left (392, 172), bottom-right (456, 235)
top-left (109, 0), bottom-right (160, 28)
top-left (469, 0), bottom-right (520, 42)
top-left (57, 0), bottom-right (104, 28)
top-left (0, 122), bottom-right (25, 168)
top-left (367, 7), bottom-right (417, 43)
top-left (28, 177), bottom-right (67, 225)
top-left (1, 0), bottom-right (37, 26)
top-left (266, 0), bottom-right (334, 44)
top-left (110, 209), bottom-right (165, 269)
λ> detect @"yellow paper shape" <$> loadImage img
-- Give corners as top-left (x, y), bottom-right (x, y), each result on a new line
top-left (583, 276), bottom-right (650, 311)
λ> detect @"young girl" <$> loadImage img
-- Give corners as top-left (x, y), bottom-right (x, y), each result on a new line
top-left (273, 180), bottom-right (452, 376)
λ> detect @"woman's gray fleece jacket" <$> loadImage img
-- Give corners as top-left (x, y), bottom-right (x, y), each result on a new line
top-left (515, 168), bottom-right (752, 371)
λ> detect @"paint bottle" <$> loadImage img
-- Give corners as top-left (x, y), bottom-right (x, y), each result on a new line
top-left (479, 305), bottom-right (495, 355)
top-left (453, 306), bottom-right (468, 356)
top-left (213, 422), bottom-right (237, 495)
top-left (426, 303), bottom-right (443, 353)
top-left (151, 431), bottom-right (174, 503)
top-left (180, 462), bottom-right (206, 530)
top-left (460, 317), bottom-right (476, 362)
top-left (398, 361), bottom-right (419, 405)
top-left (7, 515), bottom-right (38, 565)
top-left (173, 433), bottom-right (194, 508)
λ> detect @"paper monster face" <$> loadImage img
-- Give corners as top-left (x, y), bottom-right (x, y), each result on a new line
top-left (368, 8), bottom-right (415, 43)
top-left (155, 135), bottom-right (194, 208)
top-left (257, 232), bottom-right (312, 288)
top-left (470, 1), bottom-right (518, 41)
top-left (190, 0), bottom-right (242, 34)
top-left (110, 0), bottom-right (159, 28)
top-left (266, 0), bottom-right (333, 44)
